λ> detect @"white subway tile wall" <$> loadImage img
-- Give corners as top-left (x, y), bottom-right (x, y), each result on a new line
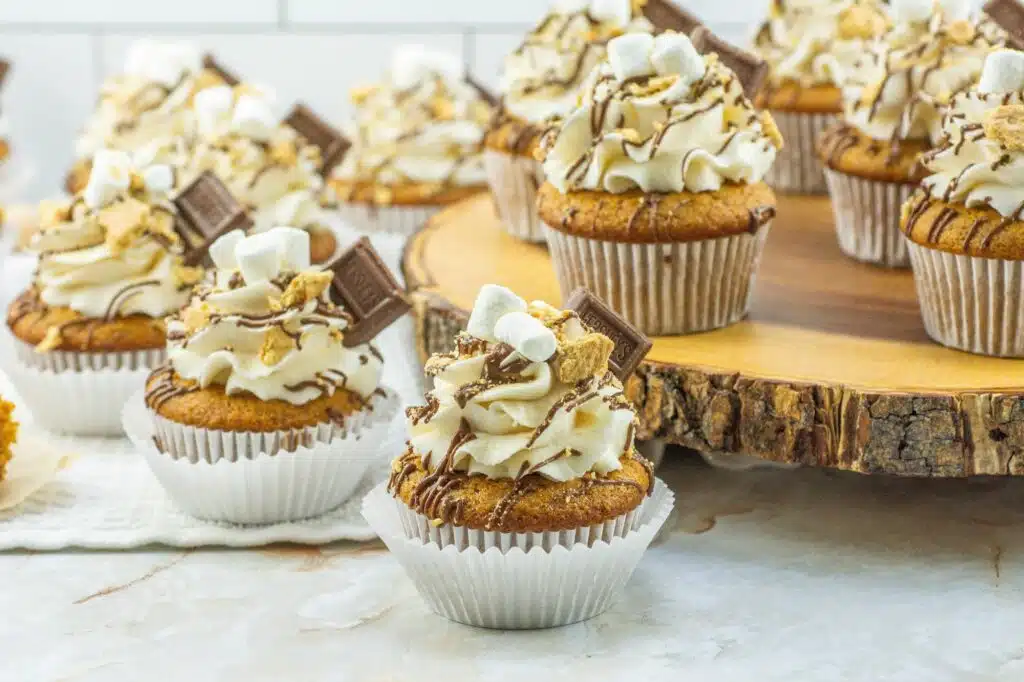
top-left (0, 0), bottom-right (761, 201)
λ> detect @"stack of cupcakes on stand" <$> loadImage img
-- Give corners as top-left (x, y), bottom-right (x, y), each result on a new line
top-left (538, 30), bottom-right (780, 335)
top-left (818, 0), bottom-right (1005, 267)
top-left (485, 0), bottom-right (654, 242)
top-left (752, 0), bottom-right (890, 193)
top-left (124, 176), bottom-right (407, 522)
top-left (331, 45), bottom-right (494, 236)
top-left (3, 150), bottom-right (200, 435)
top-left (363, 283), bottom-right (673, 629)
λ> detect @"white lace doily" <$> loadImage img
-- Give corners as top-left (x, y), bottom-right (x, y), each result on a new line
top-left (0, 225), bottom-right (424, 550)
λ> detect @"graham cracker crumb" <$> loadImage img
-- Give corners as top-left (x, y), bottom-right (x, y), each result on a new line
top-left (100, 198), bottom-right (150, 255)
top-left (280, 271), bottom-right (332, 308)
top-left (984, 105), bottom-right (1024, 152)
top-left (259, 327), bottom-right (295, 366)
top-left (760, 111), bottom-right (784, 150)
top-left (38, 200), bottom-right (70, 228)
top-left (182, 304), bottom-right (212, 334)
top-left (945, 19), bottom-right (976, 46)
top-left (172, 263), bottom-right (205, 289)
top-left (555, 333), bottom-right (614, 384)
top-left (270, 140), bottom-right (298, 167)
top-left (838, 4), bottom-right (887, 41)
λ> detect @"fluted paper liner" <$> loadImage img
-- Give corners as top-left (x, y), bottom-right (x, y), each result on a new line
top-left (334, 202), bottom-right (442, 237)
top-left (123, 388), bottom-right (402, 524)
top-left (765, 109), bottom-right (837, 195)
top-left (0, 434), bottom-right (74, 513)
top-left (907, 241), bottom-right (1024, 357)
top-left (484, 149), bottom-right (547, 243)
top-left (544, 225), bottom-right (771, 336)
top-left (824, 168), bottom-right (914, 268)
top-left (362, 479), bottom-right (674, 629)
top-left (0, 333), bottom-right (163, 436)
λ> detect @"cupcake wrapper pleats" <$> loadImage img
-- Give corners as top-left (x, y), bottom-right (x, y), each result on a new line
top-left (764, 110), bottom-right (837, 195)
top-left (544, 225), bottom-right (771, 336)
top-left (333, 203), bottom-right (442, 237)
top-left (906, 241), bottom-right (1024, 357)
top-left (823, 168), bottom-right (914, 268)
top-left (483, 149), bottom-right (547, 243)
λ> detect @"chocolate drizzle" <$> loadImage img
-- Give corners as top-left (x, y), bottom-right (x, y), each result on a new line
top-left (144, 364), bottom-right (200, 411)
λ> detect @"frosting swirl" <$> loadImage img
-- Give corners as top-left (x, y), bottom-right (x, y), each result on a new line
top-left (406, 285), bottom-right (636, 482)
top-left (31, 149), bottom-right (198, 320)
top-left (333, 46), bottom-right (493, 199)
top-left (501, 0), bottom-right (653, 124)
top-left (541, 31), bottom-right (781, 194)
top-left (166, 228), bottom-right (382, 405)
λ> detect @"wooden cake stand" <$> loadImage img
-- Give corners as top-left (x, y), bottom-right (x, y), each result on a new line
top-left (403, 193), bottom-right (1024, 477)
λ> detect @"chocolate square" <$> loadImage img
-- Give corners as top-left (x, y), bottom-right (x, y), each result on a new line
top-left (985, 0), bottom-right (1024, 49)
top-left (643, 0), bottom-right (703, 35)
top-left (690, 26), bottom-right (769, 98)
top-left (173, 170), bottom-right (252, 264)
top-left (202, 53), bottom-right (240, 86)
top-left (328, 236), bottom-right (410, 347)
top-left (285, 103), bottom-right (352, 177)
top-left (567, 288), bottom-right (652, 381)
top-left (0, 60), bottom-right (11, 90)
top-left (466, 74), bottom-right (498, 108)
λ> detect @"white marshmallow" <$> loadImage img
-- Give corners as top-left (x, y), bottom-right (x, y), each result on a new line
top-left (392, 45), bottom-right (463, 90)
top-left (272, 191), bottom-right (318, 227)
top-left (231, 93), bottom-right (276, 142)
top-left (194, 85), bottom-right (234, 137)
top-left (83, 149), bottom-right (132, 209)
top-left (890, 0), bottom-right (935, 24)
top-left (607, 33), bottom-right (656, 82)
top-left (124, 40), bottom-right (201, 88)
top-left (271, 226), bottom-right (312, 273)
top-left (589, 0), bottom-right (633, 27)
top-left (978, 49), bottom-right (1024, 94)
top-left (466, 284), bottom-right (527, 342)
top-left (209, 229), bottom-right (246, 271)
top-left (141, 164), bottom-right (174, 195)
top-left (651, 32), bottom-right (706, 83)
top-left (494, 312), bottom-right (558, 363)
top-left (234, 227), bottom-right (311, 282)
top-left (940, 0), bottom-right (971, 21)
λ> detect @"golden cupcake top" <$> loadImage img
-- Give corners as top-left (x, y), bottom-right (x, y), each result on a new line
top-left (0, 396), bottom-right (16, 482)
top-left (540, 31), bottom-right (781, 195)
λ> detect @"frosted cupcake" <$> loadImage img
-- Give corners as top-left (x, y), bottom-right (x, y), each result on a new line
top-left (0, 396), bottom-right (14, 483)
top-left (4, 150), bottom-right (200, 435)
top-left (129, 227), bottom-right (402, 523)
top-left (180, 85), bottom-right (339, 263)
top-left (752, 0), bottom-right (890, 193)
top-left (486, 0), bottom-right (652, 242)
top-left (902, 49), bottom-right (1024, 356)
top-left (818, 0), bottom-right (1005, 267)
top-left (538, 31), bottom-right (780, 335)
top-left (332, 46), bottom-right (494, 236)
top-left (363, 284), bottom-right (672, 629)
top-left (67, 40), bottom-right (225, 195)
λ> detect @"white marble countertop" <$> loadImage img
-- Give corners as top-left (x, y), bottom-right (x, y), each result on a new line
top-left (5, 454), bottom-right (1024, 681)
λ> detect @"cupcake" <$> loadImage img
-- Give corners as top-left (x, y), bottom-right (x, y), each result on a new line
top-left (818, 0), bottom-right (1005, 267)
top-left (486, 1), bottom-right (653, 242)
top-left (331, 45), bottom-right (493, 236)
top-left (128, 227), bottom-right (403, 523)
top-left (3, 150), bottom-right (200, 436)
top-left (181, 84), bottom-right (340, 263)
top-left (67, 40), bottom-right (225, 195)
top-left (362, 284), bottom-right (672, 629)
top-left (0, 396), bottom-right (15, 483)
top-left (902, 48), bottom-right (1024, 356)
top-left (537, 31), bottom-right (780, 335)
top-left (752, 0), bottom-right (890, 194)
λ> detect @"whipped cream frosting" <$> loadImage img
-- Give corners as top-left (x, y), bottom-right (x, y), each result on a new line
top-left (501, 0), bottom-right (653, 124)
top-left (333, 45), bottom-right (493, 197)
top-left (920, 49), bottom-right (1024, 218)
top-left (841, 3), bottom-right (1005, 144)
top-left (75, 40), bottom-right (219, 161)
top-left (31, 150), bottom-right (197, 320)
top-left (405, 284), bottom-right (637, 482)
top-left (541, 31), bottom-right (781, 194)
top-left (165, 228), bottom-right (382, 405)
top-left (182, 85), bottom-right (328, 234)
top-left (752, 0), bottom-right (890, 88)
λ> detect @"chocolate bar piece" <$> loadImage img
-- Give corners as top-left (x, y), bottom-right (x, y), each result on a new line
top-left (643, 0), bottom-right (703, 35)
top-left (328, 236), bottom-right (410, 347)
top-left (466, 74), bottom-right (498, 108)
top-left (0, 60), bottom-right (11, 90)
top-left (173, 170), bottom-right (252, 264)
top-left (567, 288), bottom-right (652, 380)
top-left (985, 0), bottom-right (1024, 49)
top-left (690, 26), bottom-right (769, 98)
top-left (202, 53), bottom-right (240, 86)
top-left (285, 103), bottom-right (352, 177)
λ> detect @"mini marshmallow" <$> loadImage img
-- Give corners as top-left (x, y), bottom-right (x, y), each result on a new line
top-left (124, 40), bottom-right (201, 88)
top-left (978, 49), bottom-right (1024, 94)
top-left (607, 33), bottom-right (656, 82)
top-left (392, 45), bottom-right (463, 90)
top-left (272, 191), bottom-right (318, 226)
top-left (194, 86), bottom-right (234, 137)
top-left (231, 93), bottom-right (277, 142)
top-left (494, 312), bottom-right (558, 363)
top-left (466, 284), bottom-right (527, 342)
top-left (889, 0), bottom-right (935, 24)
top-left (940, 0), bottom-right (971, 21)
top-left (589, 0), bottom-right (633, 27)
top-left (651, 32), bottom-right (706, 83)
top-left (209, 229), bottom-right (246, 271)
top-left (83, 149), bottom-right (132, 209)
top-left (141, 164), bottom-right (174, 195)
top-left (234, 227), bottom-right (311, 282)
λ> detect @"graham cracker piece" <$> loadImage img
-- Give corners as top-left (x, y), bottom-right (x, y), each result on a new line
top-left (985, 105), bottom-right (1024, 151)
top-left (100, 197), bottom-right (151, 254)
top-left (280, 271), bottom-right (332, 309)
top-left (259, 326), bottom-right (295, 366)
top-left (555, 333), bottom-right (615, 384)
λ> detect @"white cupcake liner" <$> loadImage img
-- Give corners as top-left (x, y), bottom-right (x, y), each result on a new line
top-left (483, 149), bottom-right (547, 243)
top-left (823, 168), bottom-right (914, 268)
top-left (544, 224), bottom-right (771, 336)
top-left (906, 241), bottom-right (1024, 357)
top-left (123, 387), bottom-right (403, 524)
top-left (764, 110), bottom-right (837, 195)
top-left (333, 202), bottom-right (442, 237)
top-left (0, 332), bottom-right (162, 436)
top-left (362, 478), bottom-right (673, 629)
